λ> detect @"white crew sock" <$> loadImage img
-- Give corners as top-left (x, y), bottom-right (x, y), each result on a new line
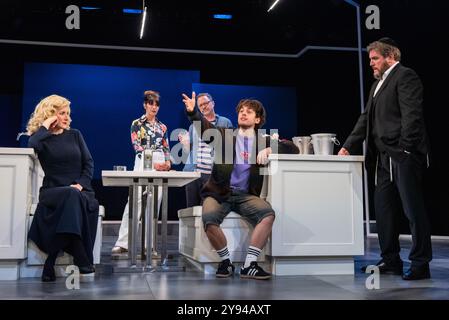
top-left (216, 246), bottom-right (231, 261)
top-left (244, 246), bottom-right (261, 268)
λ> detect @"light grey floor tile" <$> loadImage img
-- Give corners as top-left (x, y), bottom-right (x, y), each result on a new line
top-left (2, 227), bottom-right (448, 300)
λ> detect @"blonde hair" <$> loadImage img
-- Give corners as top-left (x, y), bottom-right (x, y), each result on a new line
top-left (26, 94), bottom-right (72, 135)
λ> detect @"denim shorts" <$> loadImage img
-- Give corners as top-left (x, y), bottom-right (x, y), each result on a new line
top-left (202, 190), bottom-right (275, 230)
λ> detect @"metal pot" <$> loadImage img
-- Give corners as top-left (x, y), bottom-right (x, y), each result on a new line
top-left (310, 133), bottom-right (340, 155)
top-left (292, 136), bottom-right (313, 154)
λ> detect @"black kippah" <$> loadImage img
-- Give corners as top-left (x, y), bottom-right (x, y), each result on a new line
top-left (378, 37), bottom-right (399, 48)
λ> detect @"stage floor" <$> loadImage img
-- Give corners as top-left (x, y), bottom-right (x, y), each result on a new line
top-left (1, 226), bottom-right (448, 300)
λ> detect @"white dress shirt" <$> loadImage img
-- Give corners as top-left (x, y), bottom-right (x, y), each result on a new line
top-left (373, 61), bottom-right (400, 97)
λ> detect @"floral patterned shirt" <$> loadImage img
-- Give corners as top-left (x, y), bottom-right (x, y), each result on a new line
top-left (130, 115), bottom-right (170, 161)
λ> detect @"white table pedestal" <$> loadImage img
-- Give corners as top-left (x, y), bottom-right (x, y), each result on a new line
top-left (102, 170), bottom-right (200, 272)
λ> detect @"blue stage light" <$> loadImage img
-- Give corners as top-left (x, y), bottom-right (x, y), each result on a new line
top-left (123, 9), bottom-right (143, 14)
top-left (213, 14), bottom-right (232, 20)
top-left (81, 7), bottom-right (101, 10)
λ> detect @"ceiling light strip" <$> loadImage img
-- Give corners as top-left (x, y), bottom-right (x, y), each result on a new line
top-left (267, 0), bottom-right (281, 12)
top-left (139, 7), bottom-right (147, 39)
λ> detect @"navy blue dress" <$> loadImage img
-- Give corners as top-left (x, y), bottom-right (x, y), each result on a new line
top-left (28, 127), bottom-right (99, 264)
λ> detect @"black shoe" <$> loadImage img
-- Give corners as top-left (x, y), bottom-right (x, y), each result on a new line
top-left (402, 265), bottom-right (431, 280)
top-left (240, 262), bottom-right (271, 280)
top-left (216, 259), bottom-right (235, 278)
top-left (361, 259), bottom-right (403, 275)
top-left (78, 265), bottom-right (95, 274)
top-left (41, 264), bottom-right (56, 282)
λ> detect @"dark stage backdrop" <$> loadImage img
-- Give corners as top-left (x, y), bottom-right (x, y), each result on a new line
top-left (0, 94), bottom-right (22, 147)
top-left (295, 49), bottom-right (449, 236)
top-left (192, 83), bottom-right (298, 140)
top-left (16, 63), bottom-right (298, 220)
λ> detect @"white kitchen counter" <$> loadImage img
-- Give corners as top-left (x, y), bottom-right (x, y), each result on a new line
top-left (265, 153), bottom-right (365, 275)
top-left (0, 148), bottom-right (41, 280)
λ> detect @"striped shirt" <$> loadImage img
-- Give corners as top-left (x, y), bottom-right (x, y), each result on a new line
top-left (183, 113), bottom-right (233, 173)
top-left (195, 119), bottom-right (216, 174)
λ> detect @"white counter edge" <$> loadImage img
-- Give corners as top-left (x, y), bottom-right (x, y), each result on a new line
top-left (101, 170), bottom-right (201, 178)
top-left (269, 154), bottom-right (364, 162)
top-left (0, 147), bottom-right (35, 157)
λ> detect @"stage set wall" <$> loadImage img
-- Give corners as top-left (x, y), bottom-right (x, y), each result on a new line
top-left (0, 32), bottom-right (448, 235)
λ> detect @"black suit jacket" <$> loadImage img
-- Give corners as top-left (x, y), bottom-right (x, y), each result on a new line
top-left (343, 63), bottom-right (429, 169)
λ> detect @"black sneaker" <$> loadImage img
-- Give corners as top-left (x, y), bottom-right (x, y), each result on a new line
top-left (240, 262), bottom-right (271, 280)
top-left (216, 259), bottom-right (235, 278)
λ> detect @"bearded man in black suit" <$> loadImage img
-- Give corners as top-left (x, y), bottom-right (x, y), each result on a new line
top-left (339, 38), bottom-right (432, 280)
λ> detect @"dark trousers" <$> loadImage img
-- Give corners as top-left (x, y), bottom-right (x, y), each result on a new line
top-left (374, 152), bottom-right (432, 268)
top-left (185, 173), bottom-right (211, 207)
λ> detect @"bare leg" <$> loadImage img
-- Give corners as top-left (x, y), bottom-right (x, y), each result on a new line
top-left (249, 214), bottom-right (275, 249)
top-left (205, 224), bottom-right (227, 250)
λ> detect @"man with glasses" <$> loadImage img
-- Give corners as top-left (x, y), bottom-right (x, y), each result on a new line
top-left (179, 92), bottom-right (233, 207)
top-left (112, 90), bottom-right (170, 254)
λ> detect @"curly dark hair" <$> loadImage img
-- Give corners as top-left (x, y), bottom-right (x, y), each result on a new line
top-left (235, 99), bottom-right (266, 129)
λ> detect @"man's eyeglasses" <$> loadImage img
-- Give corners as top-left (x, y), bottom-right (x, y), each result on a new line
top-left (145, 99), bottom-right (160, 106)
top-left (198, 100), bottom-right (212, 108)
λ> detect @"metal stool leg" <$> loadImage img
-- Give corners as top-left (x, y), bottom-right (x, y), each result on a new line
top-left (140, 188), bottom-right (147, 259)
top-left (161, 179), bottom-right (168, 267)
top-left (153, 186), bottom-right (159, 257)
top-left (130, 182), bottom-right (139, 266)
top-left (145, 184), bottom-right (154, 271)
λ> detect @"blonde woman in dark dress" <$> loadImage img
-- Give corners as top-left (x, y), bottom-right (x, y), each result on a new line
top-left (27, 94), bottom-right (99, 282)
